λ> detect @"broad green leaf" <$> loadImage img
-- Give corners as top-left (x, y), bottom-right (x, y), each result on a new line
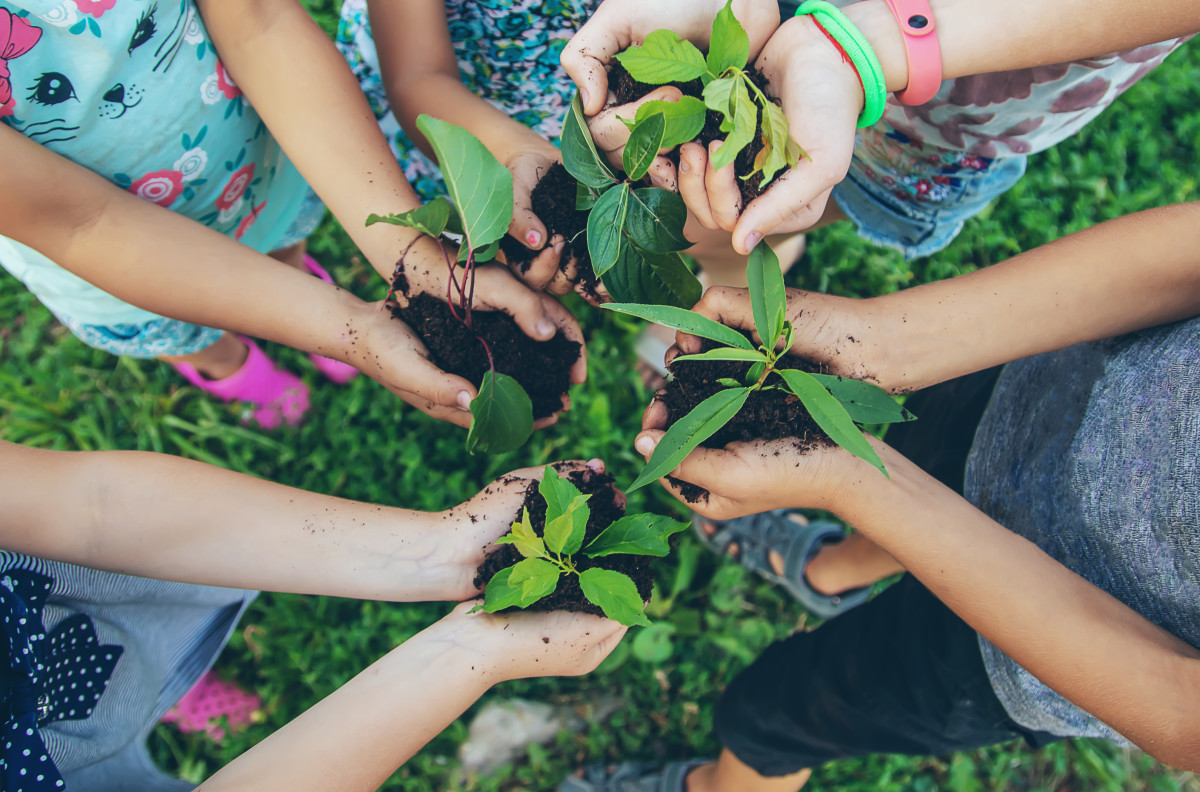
top-left (623, 112), bottom-right (666, 182)
top-left (416, 115), bottom-right (513, 249)
top-left (539, 466), bottom-right (586, 518)
top-left (707, 0), bottom-right (750, 76)
top-left (810, 374), bottom-right (916, 424)
top-left (625, 188), bottom-right (691, 253)
top-left (508, 557), bottom-right (561, 605)
top-left (576, 181), bottom-right (601, 211)
top-left (671, 348), bottom-right (768, 365)
top-left (702, 77), bottom-right (738, 133)
top-left (365, 196), bottom-right (452, 237)
top-left (466, 371), bottom-right (534, 454)
top-left (495, 507), bottom-right (547, 560)
top-left (584, 513), bottom-right (690, 558)
top-left (614, 30), bottom-right (707, 84)
top-left (633, 97), bottom-right (708, 149)
top-left (745, 360), bottom-right (766, 386)
top-left (482, 566), bottom-right (526, 612)
top-left (628, 387), bottom-right (751, 492)
top-left (562, 94), bottom-right (620, 190)
top-left (631, 622), bottom-right (676, 663)
top-left (579, 568), bottom-right (651, 627)
top-left (754, 100), bottom-right (802, 184)
top-left (600, 246), bottom-right (701, 308)
top-left (711, 79), bottom-right (757, 170)
top-left (776, 369), bottom-right (888, 476)
top-left (457, 238), bottom-right (499, 264)
top-left (603, 303), bottom-right (754, 350)
top-left (746, 241), bottom-right (786, 350)
top-left (587, 184), bottom-right (631, 278)
top-left (540, 468), bottom-right (591, 555)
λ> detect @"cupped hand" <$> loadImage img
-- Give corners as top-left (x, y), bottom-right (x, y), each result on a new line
top-left (679, 15), bottom-right (863, 253)
top-left (437, 600), bottom-right (628, 682)
top-left (561, 0), bottom-right (781, 116)
top-left (587, 86), bottom-right (685, 190)
top-left (505, 146), bottom-right (575, 296)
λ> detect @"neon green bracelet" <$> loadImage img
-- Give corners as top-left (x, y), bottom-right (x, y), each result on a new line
top-left (796, 0), bottom-right (888, 128)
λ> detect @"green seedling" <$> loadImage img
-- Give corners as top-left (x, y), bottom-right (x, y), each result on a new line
top-left (607, 241), bottom-right (915, 492)
top-left (366, 115), bottom-right (534, 455)
top-left (477, 466), bottom-right (689, 627)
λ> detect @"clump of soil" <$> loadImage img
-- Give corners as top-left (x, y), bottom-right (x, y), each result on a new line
top-left (473, 466), bottom-right (654, 617)
top-left (608, 60), bottom-right (775, 205)
top-left (389, 285), bottom-right (580, 420)
top-left (660, 338), bottom-right (830, 501)
top-left (499, 163), bottom-right (600, 300)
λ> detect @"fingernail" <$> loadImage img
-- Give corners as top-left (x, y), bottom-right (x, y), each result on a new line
top-left (555, 239), bottom-right (566, 253)
top-left (744, 231), bottom-right (763, 249)
top-left (580, 87), bottom-right (591, 109)
top-left (457, 391), bottom-right (473, 411)
top-left (586, 459), bottom-right (605, 472)
top-left (526, 230), bottom-right (542, 247)
top-left (635, 435), bottom-right (656, 455)
top-left (680, 158), bottom-right (691, 173)
top-left (536, 318), bottom-right (555, 338)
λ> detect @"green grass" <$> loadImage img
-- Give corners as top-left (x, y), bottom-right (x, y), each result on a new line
top-left (2, 9), bottom-right (1198, 791)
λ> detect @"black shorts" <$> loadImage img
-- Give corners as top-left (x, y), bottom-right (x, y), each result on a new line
top-left (715, 370), bottom-right (1059, 776)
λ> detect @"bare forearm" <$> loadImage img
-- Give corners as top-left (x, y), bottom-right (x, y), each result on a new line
top-left (834, 446), bottom-right (1200, 766)
top-left (874, 203), bottom-right (1200, 391)
top-left (0, 442), bottom-right (461, 601)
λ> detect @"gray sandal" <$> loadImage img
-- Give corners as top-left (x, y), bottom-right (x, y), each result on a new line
top-left (693, 511), bottom-right (872, 619)
top-left (558, 760), bottom-right (709, 791)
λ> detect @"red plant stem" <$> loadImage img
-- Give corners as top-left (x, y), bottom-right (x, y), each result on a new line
top-left (438, 240), bottom-right (465, 323)
top-left (463, 248), bottom-right (476, 329)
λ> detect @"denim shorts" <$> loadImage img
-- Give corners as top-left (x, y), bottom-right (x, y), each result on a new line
top-left (64, 190), bottom-right (326, 358)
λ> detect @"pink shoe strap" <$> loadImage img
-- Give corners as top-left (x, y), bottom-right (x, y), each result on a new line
top-left (171, 336), bottom-right (297, 404)
top-left (303, 254), bottom-right (334, 284)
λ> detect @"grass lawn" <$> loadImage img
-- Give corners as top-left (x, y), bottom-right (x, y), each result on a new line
top-left (2, 5), bottom-right (1198, 791)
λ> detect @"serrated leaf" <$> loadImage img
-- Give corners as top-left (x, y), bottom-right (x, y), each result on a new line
top-left (508, 558), bottom-right (561, 605)
top-left (707, 0), bottom-right (750, 76)
top-left (540, 468), bottom-right (591, 556)
top-left (746, 241), bottom-right (786, 349)
top-left (496, 507), bottom-right (547, 560)
top-left (711, 79), bottom-right (757, 170)
top-left (634, 97), bottom-right (708, 149)
top-left (623, 112), bottom-right (666, 182)
top-left (365, 196), bottom-right (453, 237)
top-left (416, 115), bottom-right (512, 249)
top-left (587, 184), bottom-right (631, 278)
top-left (603, 304), bottom-right (754, 350)
top-left (466, 371), bottom-right (534, 454)
top-left (625, 188), bottom-right (691, 253)
top-left (584, 514), bottom-right (689, 558)
top-left (482, 566), bottom-right (525, 612)
top-left (631, 622), bottom-right (676, 663)
top-left (579, 568), bottom-right (651, 627)
top-left (615, 30), bottom-right (707, 84)
top-left (628, 387), bottom-right (751, 492)
top-left (810, 374), bottom-right (915, 424)
top-left (702, 77), bottom-right (738, 132)
top-left (672, 348), bottom-right (768, 365)
top-left (776, 369), bottom-right (888, 476)
top-left (562, 93), bottom-right (620, 190)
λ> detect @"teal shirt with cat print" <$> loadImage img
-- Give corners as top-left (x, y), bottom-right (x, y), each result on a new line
top-left (0, 0), bottom-right (309, 326)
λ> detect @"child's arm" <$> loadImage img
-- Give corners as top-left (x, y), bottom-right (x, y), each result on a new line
top-left (682, 202), bottom-right (1200, 393)
top-left (195, 603), bottom-right (625, 791)
top-left (0, 439), bottom-right (601, 602)
top-left (363, 0), bottom-right (575, 295)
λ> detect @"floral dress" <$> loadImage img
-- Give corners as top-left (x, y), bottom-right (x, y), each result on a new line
top-left (336, 0), bottom-right (598, 202)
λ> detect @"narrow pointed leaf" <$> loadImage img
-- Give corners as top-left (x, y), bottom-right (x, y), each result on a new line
top-left (746, 241), bottom-right (786, 349)
top-left (587, 184), bottom-right (630, 278)
top-left (579, 568), bottom-right (651, 627)
top-left (810, 374), bottom-right (916, 424)
top-left (614, 30), bottom-right (707, 84)
top-left (757, 100), bottom-right (802, 184)
top-left (633, 97), bottom-right (708, 149)
top-left (603, 303), bottom-right (754, 350)
top-left (707, 0), bottom-right (750, 76)
top-left (776, 369), bottom-right (888, 476)
top-left (562, 93), bottom-right (620, 189)
top-left (628, 387), bottom-right (751, 492)
top-left (508, 558), bottom-right (561, 605)
top-left (482, 566), bottom-right (525, 612)
top-left (584, 514), bottom-right (690, 558)
top-left (626, 188), bottom-right (690, 253)
top-left (623, 112), bottom-right (666, 182)
top-left (416, 115), bottom-right (512, 249)
top-left (711, 80), bottom-right (757, 170)
top-left (466, 371), bottom-right (534, 454)
top-left (365, 196), bottom-right (452, 237)
top-left (671, 348), bottom-right (768, 365)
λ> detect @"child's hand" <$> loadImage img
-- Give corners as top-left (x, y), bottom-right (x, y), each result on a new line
top-left (438, 459), bottom-right (618, 600)
top-left (435, 600), bottom-right (629, 682)
top-left (583, 86), bottom-right (685, 191)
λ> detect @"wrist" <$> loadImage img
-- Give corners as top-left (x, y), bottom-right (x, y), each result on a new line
top-left (840, 0), bottom-right (911, 93)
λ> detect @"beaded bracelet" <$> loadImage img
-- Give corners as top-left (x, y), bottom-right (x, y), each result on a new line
top-left (795, 0), bottom-right (888, 128)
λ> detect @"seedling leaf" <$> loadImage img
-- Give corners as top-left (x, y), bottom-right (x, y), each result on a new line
top-left (584, 513), bottom-right (690, 558)
top-left (544, 497), bottom-right (591, 556)
top-left (623, 112), bottom-right (666, 182)
top-left (628, 387), bottom-right (752, 492)
top-left (577, 181), bottom-right (601, 211)
top-left (776, 369), bottom-right (888, 476)
top-left (495, 507), bottom-right (547, 560)
top-left (615, 30), bottom-right (707, 84)
top-left (508, 558), bottom-right (561, 605)
top-left (466, 371), bottom-right (534, 454)
top-left (810, 374), bottom-right (915, 425)
top-left (702, 77), bottom-right (738, 133)
top-left (458, 239), bottom-right (499, 264)
top-left (603, 303), bottom-right (755, 350)
top-left (671, 348), bottom-right (767, 364)
top-left (633, 97), bottom-right (708, 149)
top-left (416, 115), bottom-right (512, 249)
top-left (562, 94), bottom-right (620, 189)
top-left (711, 80), bottom-right (757, 170)
top-left (579, 568), bottom-right (651, 627)
top-left (625, 188), bottom-right (690, 253)
top-left (756, 100), bottom-right (802, 184)
top-left (587, 184), bottom-right (631, 278)
top-left (707, 0), bottom-right (750, 76)
top-left (482, 566), bottom-right (526, 612)
top-left (601, 247), bottom-right (701, 308)
top-left (746, 241), bottom-right (786, 349)
top-left (365, 196), bottom-right (453, 237)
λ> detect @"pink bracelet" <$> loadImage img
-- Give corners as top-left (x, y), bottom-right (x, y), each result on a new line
top-left (882, 0), bottom-right (943, 105)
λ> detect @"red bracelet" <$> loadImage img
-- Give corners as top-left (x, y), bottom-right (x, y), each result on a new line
top-left (882, 0), bottom-right (943, 105)
top-left (811, 17), bottom-right (866, 99)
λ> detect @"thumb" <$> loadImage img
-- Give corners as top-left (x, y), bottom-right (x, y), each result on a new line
top-left (509, 177), bottom-right (549, 252)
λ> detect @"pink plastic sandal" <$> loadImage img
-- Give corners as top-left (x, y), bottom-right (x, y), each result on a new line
top-left (162, 670), bottom-right (263, 742)
top-left (171, 336), bottom-right (310, 429)
top-left (302, 254), bottom-right (360, 384)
